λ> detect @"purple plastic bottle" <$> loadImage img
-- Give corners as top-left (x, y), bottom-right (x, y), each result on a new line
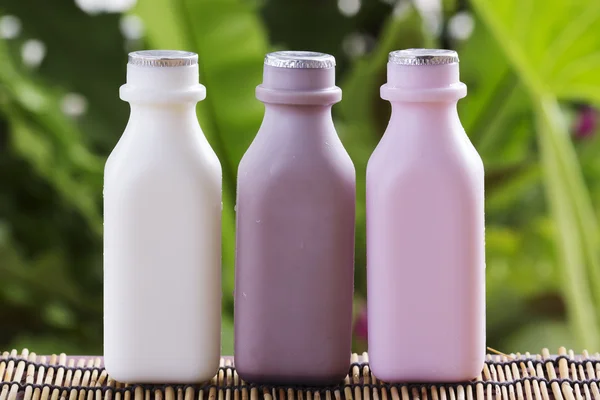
top-left (234, 51), bottom-right (355, 385)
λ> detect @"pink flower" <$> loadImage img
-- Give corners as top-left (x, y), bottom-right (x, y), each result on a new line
top-left (353, 306), bottom-right (368, 341)
top-left (574, 106), bottom-right (597, 139)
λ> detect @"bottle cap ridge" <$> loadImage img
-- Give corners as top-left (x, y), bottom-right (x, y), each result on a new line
top-left (264, 51), bottom-right (336, 69)
top-left (128, 50), bottom-right (198, 67)
top-left (388, 49), bottom-right (459, 66)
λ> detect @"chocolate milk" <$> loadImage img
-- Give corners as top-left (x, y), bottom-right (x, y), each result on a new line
top-left (234, 51), bottom-right (356, 385)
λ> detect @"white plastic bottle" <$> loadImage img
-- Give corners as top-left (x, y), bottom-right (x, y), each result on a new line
top-left (103, 50), bottom-right (222, 383)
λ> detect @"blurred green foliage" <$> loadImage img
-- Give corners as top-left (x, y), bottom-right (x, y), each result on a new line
top-left (1, 0), bottom-right (600, 356)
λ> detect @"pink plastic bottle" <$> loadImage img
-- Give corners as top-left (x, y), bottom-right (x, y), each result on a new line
top-left (234, 51), bottom-right (355, 385)
top-left (366, 49), bottom-right (485, 382)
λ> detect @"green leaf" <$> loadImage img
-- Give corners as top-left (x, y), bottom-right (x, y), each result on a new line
top-left (0, 37), bottom-right (104, 236)
top-left (534, 97), bottom-right (600, 349)
top-left (44, 302), bottom-right (76, 329)
top-left (7, 115), bottom-right (103, 235)
top-left (134, 0), bottom-right (270, 311)
top-left (8, 334), bottom-right (88, 356)
top-left (486, 222), bottom-right (558, 300)
top-left (471, 0), bottom-right (600, 349)
top-left (0, 234), bottom-right (101, 315)
top-left (505, 319), bottom-right (577, 354)
top-left (221, 316), bottom-right (234, 356)
top-left (133, 1), bottom-right (193, 51)
top-left (472, 0), bottom-right (600, 100)
top-left (457, 14), bottom-right (536, 170)
top-left (135, 0), bottom-right (267, 171)
top-left (338, 5), bottom-right (428, 294)
top-left (339, 4), bottom-right (428, 132)
top-left (484, 163), bottom-right (540, 215)
top-left (0, 2), bottom-right (129, 154)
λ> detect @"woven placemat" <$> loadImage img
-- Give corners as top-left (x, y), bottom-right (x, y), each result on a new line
top-left (1, 348), bottom-right (600, 400)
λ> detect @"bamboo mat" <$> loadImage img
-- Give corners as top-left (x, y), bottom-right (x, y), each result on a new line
top-left (2, 348), bottom-right (600, 400)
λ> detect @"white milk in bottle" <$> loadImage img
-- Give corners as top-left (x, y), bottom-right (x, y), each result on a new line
top-left (104, 50), bottom-right (222, 383)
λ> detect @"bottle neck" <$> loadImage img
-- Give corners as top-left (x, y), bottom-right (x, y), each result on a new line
top-left (382, 61), bottom-right (465, 141)
top-left (262, 103), bottom-right (334, 129)
top-left (120, 65), bottom-right (205, 141)
top-left (256, 65), bottom-right (341, 106)
top-left (253, 104), bottom-right (336, 145)
top-left (388, 101), bottom-right (460, 133)
top-left (127, 103), bottom-right (200, 132)
top-left (381, 63), bottom-right (466, 103)
top-left (120, 64), bottom-right (206, 104)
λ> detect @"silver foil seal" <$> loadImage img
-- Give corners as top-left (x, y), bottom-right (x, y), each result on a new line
top-left (388, 49), bottom-right (459, 66)
top-left (128, 50), bottom-right (198, 67)
top-left (264, 51), bottom-right (336, 69)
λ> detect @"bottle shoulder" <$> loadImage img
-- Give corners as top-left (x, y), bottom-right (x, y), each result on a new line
top-left (242, 124), bottom-right (353, 165)
top-left (368, 133), bottom-right (483, 196)
top-left (239, 142), bottom-right (354, 187)
top-left (105, 128), bottom-right (222, 186)
top-left (368, 125), bottom-right (482, 172)
top-left (238, 142), bottom-right (355, 210)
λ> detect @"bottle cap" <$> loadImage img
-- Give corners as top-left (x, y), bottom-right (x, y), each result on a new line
top-left (264, 51), bottom-right (336, 69)
top-left (382, 49), bottom-right (465, 102)
top-left (121, 50), bottom-right (204, 103)
top-left (388, 49), bottom-right (458, 66)
top-left (128, 50), bottom-right (198, 67)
